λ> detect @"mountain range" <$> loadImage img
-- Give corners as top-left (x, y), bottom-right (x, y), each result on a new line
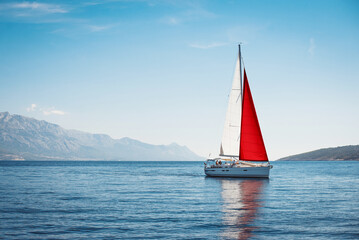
top-left (278, 145), bottom-right (359, 161)
top-left (0, 112), bottom-right (203, 161)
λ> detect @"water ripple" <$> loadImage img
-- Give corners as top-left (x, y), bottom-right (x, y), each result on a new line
top-left (0, 161), bottom-right (358, 239)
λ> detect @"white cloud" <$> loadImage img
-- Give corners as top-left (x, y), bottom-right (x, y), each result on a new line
top-left (308, 38), bottom-right (315, 56)
top-left (26, 103), bottom-right (37, 112)
top-left (0, 1), bottom-right (68, 18)
top-left (160, 16), bottom-right (181, 25)
top-left (12, 2), bottom-right (67, 13)
top-left (160, 4), bottom-right (216, 26)
top-left (88, 24), bottom-right (113, 32)
top-left (42, 109), bottom-right (66, 116)
top-left (167, 17), bottom-right (180, 25)
top-left (189, 42), bottom-right (227, 49)
top-left (26, 104), bottom-right (66, 115)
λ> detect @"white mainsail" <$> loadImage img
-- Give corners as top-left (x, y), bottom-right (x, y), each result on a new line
top-left (220, 53), bottom-right (242, 157)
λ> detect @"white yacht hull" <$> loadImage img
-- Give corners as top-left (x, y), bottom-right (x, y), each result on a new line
top-left (204, 166), bottom-right (270, 178)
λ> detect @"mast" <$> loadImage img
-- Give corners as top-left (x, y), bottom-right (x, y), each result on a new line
top-left (219, 45), bottom-right (269, 162)
top-left (238, 44), bottom-right (242, 159)
top-left (238, 44), bottom-right (242, 101)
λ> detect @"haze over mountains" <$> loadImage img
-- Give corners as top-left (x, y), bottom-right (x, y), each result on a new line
top-left (0, 112), bottom-right (203, 161)
top-left (1, 112), bottom-right (358, 161)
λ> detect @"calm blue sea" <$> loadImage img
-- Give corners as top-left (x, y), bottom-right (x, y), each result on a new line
top-left (0, 161), bottom-right (358, 239)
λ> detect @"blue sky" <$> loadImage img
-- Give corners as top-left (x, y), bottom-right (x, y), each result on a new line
top-left (0, 0), bottom-right (358, 159)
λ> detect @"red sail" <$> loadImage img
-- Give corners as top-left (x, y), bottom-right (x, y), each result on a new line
top-left (239, 69), bottom-right (268, 161)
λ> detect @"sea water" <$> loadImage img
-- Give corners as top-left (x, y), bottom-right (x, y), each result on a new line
top-left (0, 161), bottom-right (358, 239)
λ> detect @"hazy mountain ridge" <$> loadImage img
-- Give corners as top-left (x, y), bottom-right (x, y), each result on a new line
top-left (278, 145), bottom-right (359, 161)
top-left (0, 112), bottom-right (203, 161)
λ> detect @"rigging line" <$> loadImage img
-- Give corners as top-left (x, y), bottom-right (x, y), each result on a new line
top-left (236, 92), bottom-right (242, 102)
top-left (239, 41), bottom-right (245, 69)
top-left (241, 55), bottom-right (246, 70)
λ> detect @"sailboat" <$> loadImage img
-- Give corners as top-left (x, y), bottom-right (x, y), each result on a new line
top-left (204, 45), bottom-right (273, 178)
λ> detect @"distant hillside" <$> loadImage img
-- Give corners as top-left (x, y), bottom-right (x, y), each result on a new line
top-left (278, 145), bottom-right (359, 161)
top-left (0, 112), bottom-right (204, 161)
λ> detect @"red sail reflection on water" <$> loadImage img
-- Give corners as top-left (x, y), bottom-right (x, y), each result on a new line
top-left (220, 179), bottom-right (265, 240)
